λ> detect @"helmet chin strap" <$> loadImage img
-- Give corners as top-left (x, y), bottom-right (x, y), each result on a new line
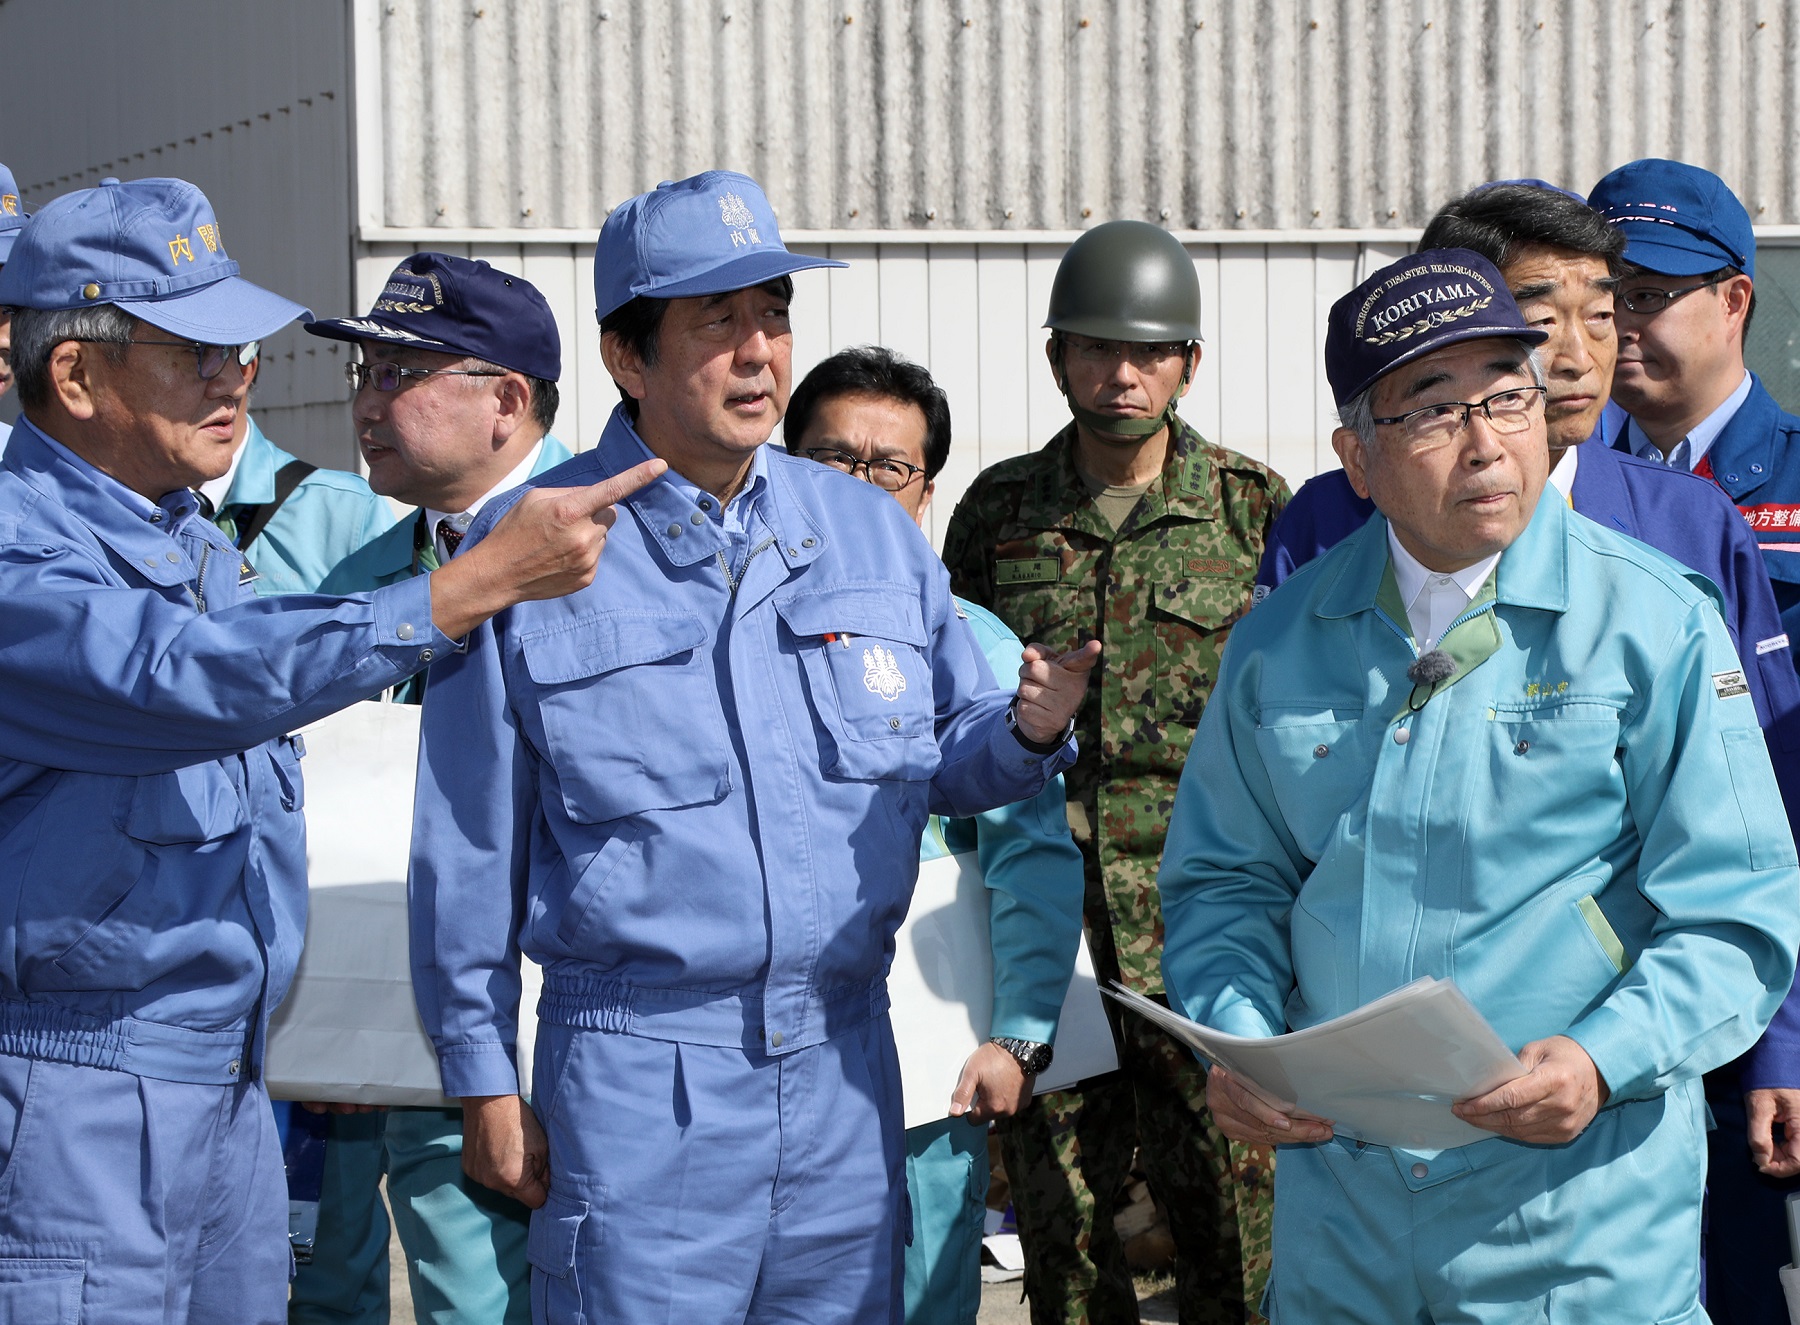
top-left (1054, 339), bottom-right (1195, 441)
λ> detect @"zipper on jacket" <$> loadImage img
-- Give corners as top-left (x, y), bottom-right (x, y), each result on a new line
top-left (716, 536), bottom-right (777, 597)
top-left (189, 544), bottom-right (211, 614)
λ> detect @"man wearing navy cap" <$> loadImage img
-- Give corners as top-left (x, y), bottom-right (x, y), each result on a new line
top-left (291, 252), bottom-right (575, 1325)
top-left (1591, 156), bottom-right (1800, 1324)
top-left (0, 161), bottom-right (28, 448)
top-left (0, 176), bottom-right (661, 1323)
top-left (407, 170), bottom-right (1098, 1323)
top-left (1161, 248), bottom-right (1798, 1322)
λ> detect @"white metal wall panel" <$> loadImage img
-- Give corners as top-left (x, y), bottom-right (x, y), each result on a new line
top-left (354, 239), bottom-right (1378, 547)
top-left (0, 0), bottom-right (357, 466)
top-left (361, 0), bottom-right (1800, 237)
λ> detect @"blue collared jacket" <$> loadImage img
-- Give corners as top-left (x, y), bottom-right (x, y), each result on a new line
top-left (1165, 495), bottom-right (1799, 1122)
top-left (0, 418), bottom-right (451, 1084)
top-left (225, 417), bottom-right (394, 596)
top-left (1255, 442), bottom-right (1800, 1088)
top-left (926, 601), bottom-right (1085, 1046)
top-left (409, 409), bottom-right (1074, 1098)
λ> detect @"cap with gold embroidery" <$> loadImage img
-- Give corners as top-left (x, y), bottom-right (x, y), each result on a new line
top-left (0, 176), bottom-right (308, 342)
top-left (0, 161), bottom-right (27, 264)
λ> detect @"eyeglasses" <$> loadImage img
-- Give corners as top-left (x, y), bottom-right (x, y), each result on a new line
top-left (82, 337), bottom-right (259, 380)
top-left (801, 447), bottom-right (929, 491)
top-left (1372, 385), bottom-right (1547, 447)
top-left (1064, 336), bottom-right (1190, 369)
top-left (345, 361), bottom-right (506, 392)
top-left (1616, 273), bottom-right (1731, 315)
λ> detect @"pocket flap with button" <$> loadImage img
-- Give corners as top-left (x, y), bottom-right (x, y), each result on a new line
top-left (773, 585), bottom-right (927, 648)
top-left (118, 763), bottom-right (246, 845)
top-left (522, 612), bottom-right (710, 685)
top-left (527, 1190), bottom-right (594, 1278)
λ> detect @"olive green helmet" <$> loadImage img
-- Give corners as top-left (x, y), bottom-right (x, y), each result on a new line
top-left (1046, 220), bottom-right (1202, 437)
top-left (1044, 220), bottom-right (1203, 343)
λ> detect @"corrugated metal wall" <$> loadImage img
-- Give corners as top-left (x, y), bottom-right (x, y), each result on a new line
top-left (0, 0), bottom-right (356, 464)
top-left (360, 238), bottom-right (1409, 546)
top-left (364, 0), bottom-right (1800, 235)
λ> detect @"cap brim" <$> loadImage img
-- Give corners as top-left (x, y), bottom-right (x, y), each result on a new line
top-left (646, 249), bottom-right (849, 303)
top-left (1340, 325), bottom-right (1549, 408)
top-left (303, 314), bottom-right (459, 353)
top-left (1615, 223), bottom-right (1741, 278)
top-left (128, 275), bottom-right (310, 343)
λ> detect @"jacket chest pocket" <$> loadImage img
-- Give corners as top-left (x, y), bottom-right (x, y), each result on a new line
top-left (775, 585), bottom-right (940, 781)
top-left (991, 543), bottom-right (1088, 653)
top-left (1150, 576), bottom-right (1249, 725)
top-left (1251, 709), bottom-right (1370, 863)
top-left (520, 611), bottom-right (731, 824)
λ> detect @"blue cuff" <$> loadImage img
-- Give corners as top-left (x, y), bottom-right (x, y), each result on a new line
top-left (436, 1042), bottom-right (521, 1099)
top-left (991, 997), bottom-right (1064, 1046)
top-left (371, 576), bottom-right (457, 675)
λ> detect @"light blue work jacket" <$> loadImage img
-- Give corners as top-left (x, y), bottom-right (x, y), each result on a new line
top-left (316, 435), bottom-right (571, 594)
top-left (923, 600), bottom-right (1085, 1046)
top-left (225, 416), bottom-right (394, 596)
top-left (0, 418), bottom-right (451, 1084)
top-left (1161, 493), bottom-right (1799, 1120)
top-left (409, 409), bottom-right (1073, 1099)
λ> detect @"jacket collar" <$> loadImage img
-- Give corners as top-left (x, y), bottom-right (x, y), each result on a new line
top-left (1701, 373), bottom-right (1785, 498)
top-left (597, 406), bottom-right (826, 575)
top-left (1015, 417), bottom-right (1222, 536)
top-left (3, 416), bottom-right (215, 587)
top-left (1316, 487), bottom-right (1571, 622)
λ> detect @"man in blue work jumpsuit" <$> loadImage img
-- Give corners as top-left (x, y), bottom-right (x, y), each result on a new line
top-left (0, 160), bottom-right (26, 450)
top-left (1587, 159), bottom-right (1800, 1322)
top-left (0, 175), bottom-right (663, 1324)
top-left (1257, 188), bottom-right (1800, 1319)
top-left (782, 344), bottom-right (1088, 1325)
top-left (293, 254), bottom-right (576, 1325)
top-left (1161, 249), bottom-right (1800, 1323)
top-left (406, 171), bottom-right (1099, 1324)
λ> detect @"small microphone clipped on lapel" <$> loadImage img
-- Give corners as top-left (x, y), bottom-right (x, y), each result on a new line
top-left (1406, 649), bottom-right (1457, 713)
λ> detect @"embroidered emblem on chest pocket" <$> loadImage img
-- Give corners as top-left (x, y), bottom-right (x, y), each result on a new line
top-left (863, 645), bottom-right (908, 701)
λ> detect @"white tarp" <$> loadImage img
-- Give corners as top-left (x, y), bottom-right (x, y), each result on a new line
top-left (266, 701), bottom-right (1119, 1121)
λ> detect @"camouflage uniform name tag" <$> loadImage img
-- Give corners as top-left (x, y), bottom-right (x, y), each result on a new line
top-left (996, 557), bottom-right (1061, 585)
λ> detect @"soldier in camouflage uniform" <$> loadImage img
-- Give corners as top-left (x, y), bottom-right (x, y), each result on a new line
top-left (941, 221), bottom-right (1289, 1325)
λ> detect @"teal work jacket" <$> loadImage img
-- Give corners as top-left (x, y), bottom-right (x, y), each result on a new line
top-left (1160, 493), bottom-right (1800, 1114)
top-left (317, 435), bottom-right (571, 593)
top-left (227, 417), bottom-right (394, 596)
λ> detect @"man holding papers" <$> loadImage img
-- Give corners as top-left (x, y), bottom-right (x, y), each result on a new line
top-left (1159, 248), bottom-right (1800, 1323)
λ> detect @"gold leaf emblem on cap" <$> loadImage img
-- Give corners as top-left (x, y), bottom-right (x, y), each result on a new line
top-left (1362, 296), bottom-right (1493, 347)
top-left (0, 195), bottom-right (17, 216)
top-left (82, 282), bottom-right (101, 299)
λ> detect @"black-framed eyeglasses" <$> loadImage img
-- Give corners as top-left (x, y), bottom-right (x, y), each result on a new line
top-left (1616, 273), bottom-right (1732, 315)
top-left (84, 337), bottom-right (259, 381)
top-left (1372, 385), bottom-right (1547, 447)
top-left (801, 447), bottom-right (929, 492)
top-left (345, 361), bottom-right (506, 392)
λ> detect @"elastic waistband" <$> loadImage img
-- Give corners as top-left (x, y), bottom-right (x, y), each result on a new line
top-left (0, 1001), bottom-right (250, 1085)
top-left (537, 972), bottom-right (888, 1055)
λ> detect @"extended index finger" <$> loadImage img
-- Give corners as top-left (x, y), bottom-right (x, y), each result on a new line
top-left (569, 457), bottom-right (667, 517)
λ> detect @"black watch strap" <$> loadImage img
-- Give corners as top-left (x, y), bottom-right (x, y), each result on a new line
top-left (991, 1036), bottom-right (1054, 1075)
top-left (1006, 697), bottom-right (1074, 755)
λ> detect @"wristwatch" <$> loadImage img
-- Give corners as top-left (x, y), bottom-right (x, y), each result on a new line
top-left (991, 1036), bottom-right (1054, 1076)
top-left (1006, 697), bottom-right (1074, 755)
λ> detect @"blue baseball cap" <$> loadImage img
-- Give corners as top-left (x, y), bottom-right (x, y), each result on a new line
top-left (1326, 248), bottom-right (1548, 408)
top-left (1588, 159), bottom-right (1755, 278)
top-left (0, 162), bottom-right (26, 263)
top-left (0, 177), bottom-right (308, 340)
top-left (593, 170), bottom-right (845, 323)
top-left (305, 252), bottom-right (561, 381)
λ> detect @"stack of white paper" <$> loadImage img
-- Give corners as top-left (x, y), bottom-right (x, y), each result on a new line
top-left (1108, 978), bottom-right (1523, 1149)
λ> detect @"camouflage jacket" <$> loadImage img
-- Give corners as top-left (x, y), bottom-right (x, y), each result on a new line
top-left (941, 418), bottom-right (1290, 995)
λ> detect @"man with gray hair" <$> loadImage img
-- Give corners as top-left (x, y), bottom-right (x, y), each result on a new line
top-left (1161, 248), bottom-right (1798, 1321)
top-left (0, 175), bottom-right (660, 1323)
